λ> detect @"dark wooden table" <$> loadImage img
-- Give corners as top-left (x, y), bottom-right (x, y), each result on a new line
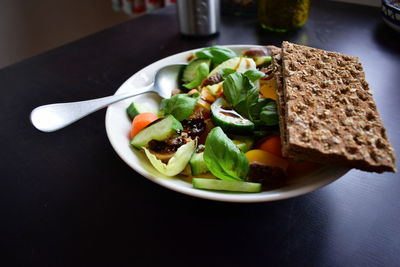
top-left (1, 1), bottom-right (399, 266)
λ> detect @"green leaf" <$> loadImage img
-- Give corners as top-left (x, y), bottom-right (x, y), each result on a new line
top-left (195, 46), bottom-right (237, 64)
top-left (144, 139), bottom-right (196, 176)
top-left (249, 98), bottom-right (272, 120)
top-left (159, 93), bottom-right (200, 121)
top-left (222, 72), bottom-right (279, 126)
top-left (220, 68), bottom-right (236, 79)
top-left (223, 72), bottom-right (254, 108)
top-left (260, 101), bottom-right (279, 126)
top-left (203, 127), bottom-right (249, 181)
top-left (223, 72), bottom-right (259, 120)
top-left (244, 69), bottom-right (265, 82)
top-left (183, 62), bottom-right (209, 89)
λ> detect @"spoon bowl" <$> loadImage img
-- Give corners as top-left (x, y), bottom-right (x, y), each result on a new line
top-left (30, 64), bottom-right (186, 132)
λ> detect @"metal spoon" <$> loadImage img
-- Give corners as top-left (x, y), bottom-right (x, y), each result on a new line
top-left (30, 64), bottom-right (186, 132)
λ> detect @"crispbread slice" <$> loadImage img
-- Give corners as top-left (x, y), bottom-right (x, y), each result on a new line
top-left (269, 47), bottom-right (289, 156)
top-left (279, 41), bottom-right (396, 173)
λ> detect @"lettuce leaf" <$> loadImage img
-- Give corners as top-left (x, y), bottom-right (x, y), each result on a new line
top-left (143, 139), bottom-right (196, 176)
top-left (203, 127), bottom-right (249, 181)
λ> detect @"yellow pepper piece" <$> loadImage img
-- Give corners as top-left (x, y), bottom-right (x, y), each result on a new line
top-left (259, 79), bottom-right (278, 100)
top-left (245, 149), bottom-right (289, 171)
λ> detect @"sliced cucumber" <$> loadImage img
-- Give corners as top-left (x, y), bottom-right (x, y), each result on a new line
top-left (254, 56), bottom-right (272, 67)
top-left (208, 57), bottom-right (256, 77)
top-left (182, 59), bottom-right (211, 84)
top-left (192, 178), bottom-right (261, 193)
top-left (211, 98), bottom-right (254, 134)
top-left (189, 149), bottom-right (208, 176)
top-left (126, 102), bottom-right (156, 120)
top-left (130, 115), bottom-right (182, 149)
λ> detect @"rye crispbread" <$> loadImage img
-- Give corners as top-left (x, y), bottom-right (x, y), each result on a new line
top-left (269, 46), bottom-right (289, 157)
top-left (277, 41), bottom-right (396, 173)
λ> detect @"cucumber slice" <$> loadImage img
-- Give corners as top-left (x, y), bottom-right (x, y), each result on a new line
top-left (189, 149), bottom-right (208, 176)
top-left (182, 59), bottom-right (211, 83)
top-left (126, 102), bottom-right (156, 120)
top-left (208, 57), bottom-right (256, 77)
top-left (254, 56), bottom-right (272, 67)
top-left (192, 178), bottom-right (261, 193)
top-left (211, 98), bottom-right (254, 134)
top-left (130, 115), bottom-right (183, 149)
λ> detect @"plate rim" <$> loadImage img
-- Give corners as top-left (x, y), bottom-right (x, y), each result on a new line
top-left (105, 44), bottom-right (350, 203)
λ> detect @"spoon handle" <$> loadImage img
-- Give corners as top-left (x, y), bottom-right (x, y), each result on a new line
top-left (30, 83), bottom-right (154, 132)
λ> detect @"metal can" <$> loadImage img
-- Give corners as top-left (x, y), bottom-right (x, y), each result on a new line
top-left (176, 0), bottom-right (220, 36)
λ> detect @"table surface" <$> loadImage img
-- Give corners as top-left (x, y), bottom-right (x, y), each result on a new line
top-left (1, 1), bottom-right (400, 266)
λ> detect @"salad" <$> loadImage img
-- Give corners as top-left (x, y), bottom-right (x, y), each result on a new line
top-left (126, 46), bottom-right (315, 193)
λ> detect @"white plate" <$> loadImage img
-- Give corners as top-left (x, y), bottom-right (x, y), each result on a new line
top-left (105, 45), bottom-right (350, 203)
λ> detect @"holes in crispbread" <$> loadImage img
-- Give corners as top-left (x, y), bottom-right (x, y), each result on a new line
top-left (346, 146), bottom-right (358, 154)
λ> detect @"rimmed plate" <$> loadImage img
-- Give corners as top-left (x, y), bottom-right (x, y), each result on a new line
top-left (105, 45), bottom-right (349, 203)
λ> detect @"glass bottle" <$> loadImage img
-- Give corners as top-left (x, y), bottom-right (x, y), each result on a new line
top-left (257, 0), bottom-right (311, 32)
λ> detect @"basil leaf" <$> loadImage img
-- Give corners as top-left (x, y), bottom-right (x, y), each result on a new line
top-left (223, 72), bottom-right (279, 126)
top-left (249, 98), bottom-right (272, 120)
top-left (220, 68), bottom-right (236, 79)
top-left (183, 62), bottom-right (209, 89)
top-left (195, 46), bottom-right (237, 64)
top-left (244, 69), bottom-right (265, 82)
top-left (223, 72), bottom-right (254, 108)
top-left (159, 93), bottom-right (200, 121)
top-left (260, 101), bottom-right (279, 126)
top-left (223, 72), bottom-right (260, 120)
top-left (204, 127), bottom-right (249, 181)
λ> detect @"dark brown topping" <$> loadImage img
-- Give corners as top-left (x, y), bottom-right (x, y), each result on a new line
top-left (196, 146), bottom-right (205, 153)
top-left (259, 64), bottom-right (276, 80)
top-left (243, 47), bottom-right (271, 57)
top-left (247, 162), bottom-right (287, 188)
top-left (187, 53), bottom-right (195, 62)
top-left (148, 133), bottom-right (192, 155)
top-left (220, 110), bottom-right (241, 118)
top-left (148, 139), bottom-right (180, 154)
top-left (182, 118), bottom-right (206, 138)
top-left (201, 72), bottom-right (223, 87)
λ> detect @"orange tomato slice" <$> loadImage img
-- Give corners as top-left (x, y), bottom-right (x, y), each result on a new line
top-left (129, 112), bottom-right (159, 139)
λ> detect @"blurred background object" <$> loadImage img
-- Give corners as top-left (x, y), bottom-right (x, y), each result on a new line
top-left (257, 0), bottom-right (312, 32)
top-left (112, 0), bottom-right (176, 15)
top-left (0, 0), bottom-right (132, 69)
top-left (221, 0), bottom-right (256, 16)
top-left (0, 0), bottom-right (176, 70)
top-left (176, 0), bottom-right (220, 36)
top-left (0, 0), bottom-right (394, 70)
top-left (381, 0), bottom-right (400, 32)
